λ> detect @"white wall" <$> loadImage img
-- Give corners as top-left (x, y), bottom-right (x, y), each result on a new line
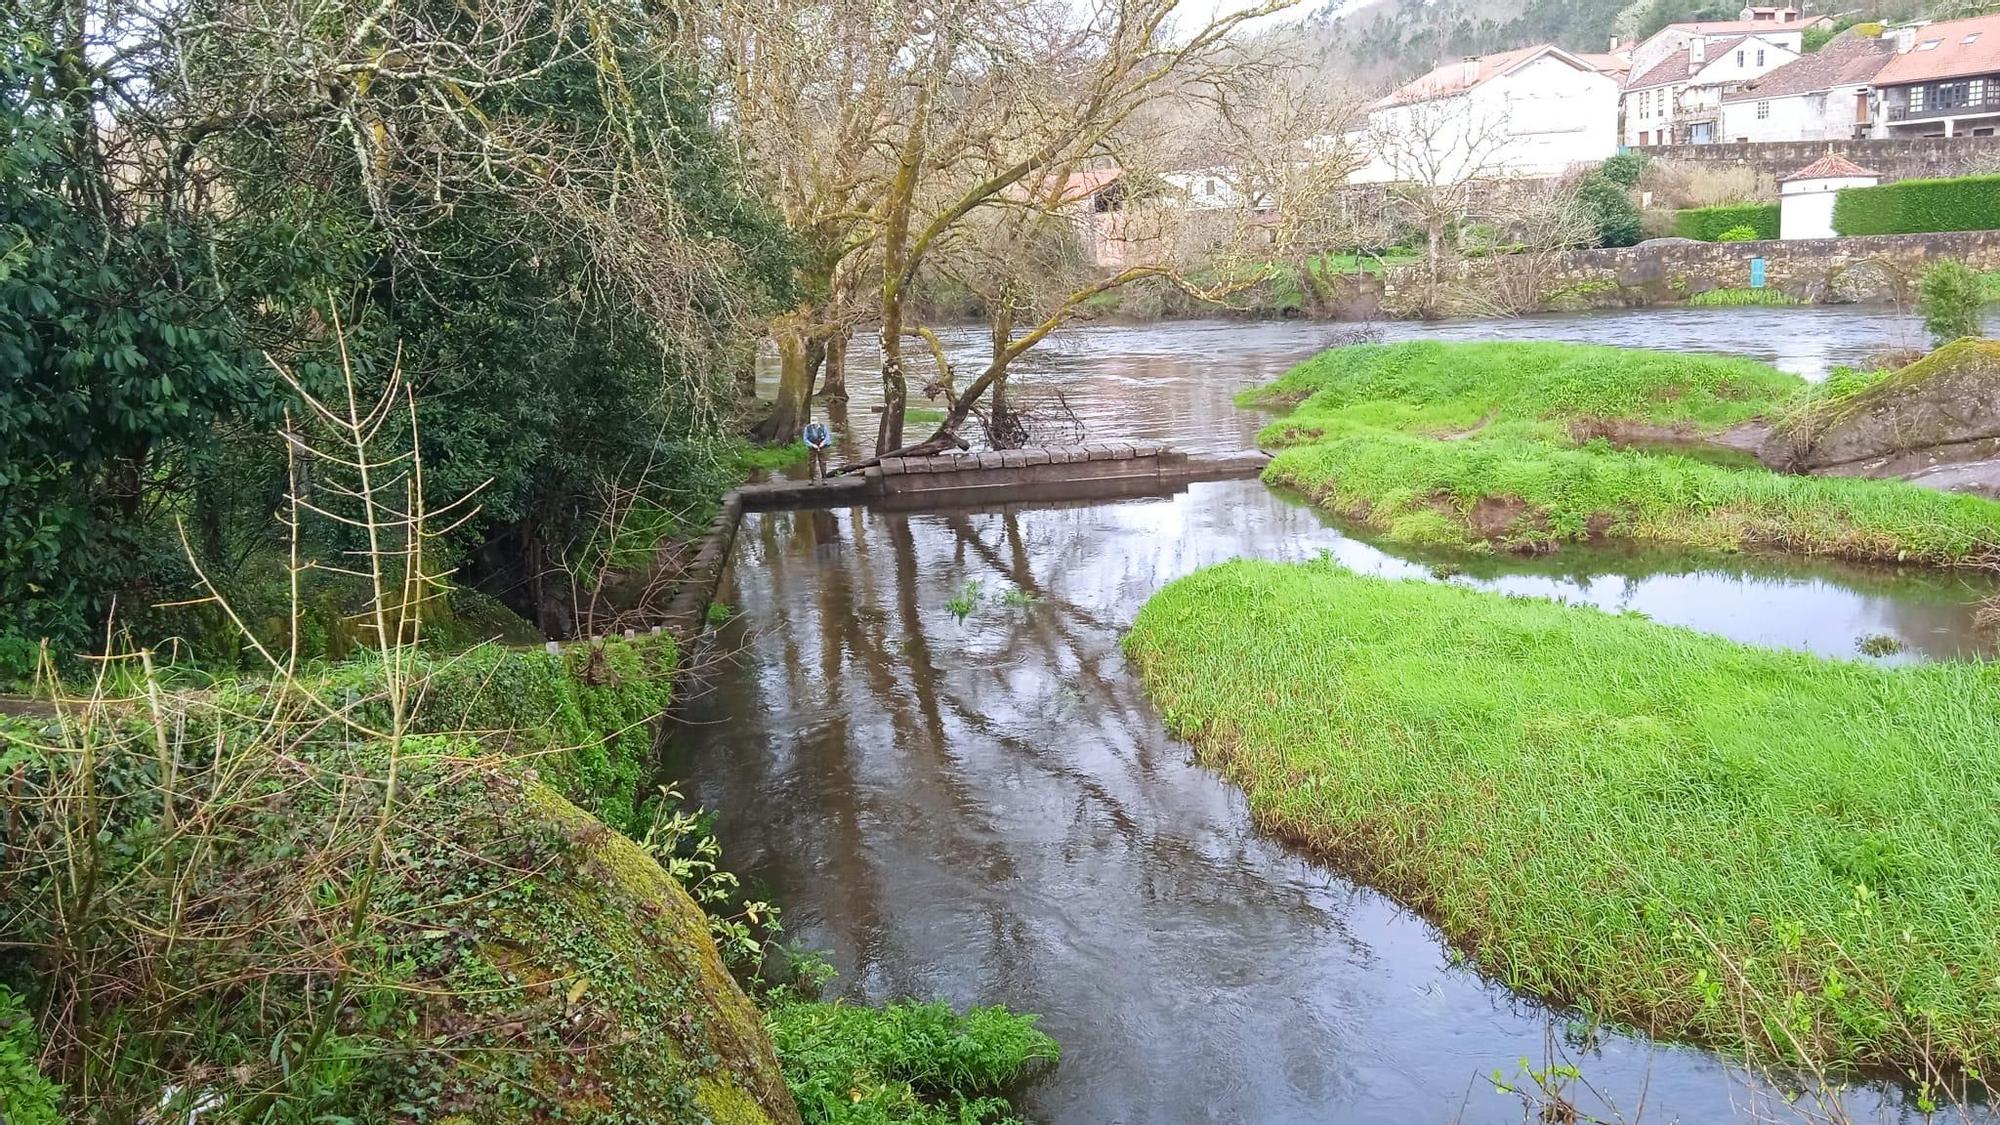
top-left (1352, 56), bottom-right (1618, 184)
top-left (1624, 33), bottom-right (1799, 144)
top-left (1780, 174), bottom-right (1878, 239)
top-left (1720, 83), bottom-right (1869, 142)
top-left (1720, 91), bottom-right (1815, 141)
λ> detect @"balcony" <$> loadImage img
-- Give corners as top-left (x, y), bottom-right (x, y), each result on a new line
top-left (1886, 77), bottom-right (2000, 122)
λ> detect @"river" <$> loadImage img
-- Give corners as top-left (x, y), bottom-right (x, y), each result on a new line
top-left (669, 310), bottom-right (2000, 1124)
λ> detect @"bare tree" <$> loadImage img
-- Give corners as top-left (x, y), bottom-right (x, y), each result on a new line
top-left (687, 0), bottom-right (1300, 454)
top-left (1361, 93), bottom-right (1523, 315)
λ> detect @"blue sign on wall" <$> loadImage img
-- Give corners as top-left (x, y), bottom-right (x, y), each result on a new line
top-left (1749, 257), bottom-right (1767, 289)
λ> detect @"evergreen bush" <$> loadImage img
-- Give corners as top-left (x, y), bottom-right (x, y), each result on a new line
top-left (1833, 174), bottom-right (2000, 236)
top-left (1673, 203), bottom-right (1779, 241)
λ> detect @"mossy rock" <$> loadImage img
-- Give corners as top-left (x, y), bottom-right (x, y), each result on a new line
top-left (1770, 339), bottom-right (2000, 493)
top-left (321, 764), bottom-right (799, 1123)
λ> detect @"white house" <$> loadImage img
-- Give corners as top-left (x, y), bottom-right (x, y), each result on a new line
top-left (1348, 44), bottom-right (1620, 185)
top-left (1868, 12), bottom-right (2000, 138)
top-left (1624, 31), bottom-right (1802, 145)
top-left (1719, 31), bottom-right (1894, 143)
top-left (1778, 152), bottom-right (1882, 239)
top-left (1629, 7), bottom-right (1822, 77)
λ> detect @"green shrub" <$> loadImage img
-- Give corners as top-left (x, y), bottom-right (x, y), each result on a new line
top-left (1833, 173), bottom-right (2000, 236)
top-left (1918, 260), bottom-right (1987, 346)
top-left (769, 1000), bottom-right (1058, 1124)
top-left (1598, 151), bottom-right (1648, 187)
top-left (1673, 203), bottom-right (1779, 241)
top-left (1715, 224), bottom-right (1759, 242)
top-left (1579, 174), bottom-right (1644, 248)
top-left (0, 987), bottom-right (61, 1125)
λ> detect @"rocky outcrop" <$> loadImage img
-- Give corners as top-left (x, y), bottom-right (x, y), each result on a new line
top-left (1764, 339), bottom-right (2000, 500)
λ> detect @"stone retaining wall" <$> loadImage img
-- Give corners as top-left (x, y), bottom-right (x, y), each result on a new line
top-left (1631, 137), bottom-right (2000, 183)
top-left (1385, 229), bottom-right (2000, 312)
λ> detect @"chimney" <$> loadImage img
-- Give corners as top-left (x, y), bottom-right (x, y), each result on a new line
top-left (1609, 35), bottom-right (1619, 51)
top-left (1461, 57), bottom-right (1480, 86)
top-left (1690, 37), bottom-right (1707, 66)
top-left (1893, 25), bottom-right (1916, 53)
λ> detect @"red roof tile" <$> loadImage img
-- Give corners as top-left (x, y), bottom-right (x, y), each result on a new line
top-left (1874, 13), bottom-right (2000, 86)
top-left (1781, 152), bottom-right (1883, 181)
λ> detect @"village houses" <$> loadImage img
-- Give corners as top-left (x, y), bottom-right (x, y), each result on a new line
top-left (1348, 44), bottom-right (1624, 184)
top-left (1869, 12), bottom-right (2000, 138)
top-left (1718, 30), bottom-right (1893, 143)
top-left (1622, 7), bottom-right (1821, 145)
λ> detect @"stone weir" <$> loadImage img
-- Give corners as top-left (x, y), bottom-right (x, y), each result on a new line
top-left (659, 443), bottom-right (1269, 635)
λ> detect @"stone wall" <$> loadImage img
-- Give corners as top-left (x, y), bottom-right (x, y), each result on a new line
top-left (1631, 137), bottom-right (2000, 183)
top-left (1382, 229), bottom-right (2000, 313)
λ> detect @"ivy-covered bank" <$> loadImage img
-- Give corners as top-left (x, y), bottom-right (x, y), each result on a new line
top-left (1127, 558), bottom-right (2000, 1077)
top-left (0, 639), bottom-right (1054, 1123)
top-left (1244, 340), bottom-right (2000, 565)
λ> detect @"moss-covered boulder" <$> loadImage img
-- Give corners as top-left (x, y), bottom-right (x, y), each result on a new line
top-left (361, 765), bottom-right (799, 1124)
top-left (1768, 339), bottom-right (2000, 497)
top-left (1, 638), bottom-right (798, 1123)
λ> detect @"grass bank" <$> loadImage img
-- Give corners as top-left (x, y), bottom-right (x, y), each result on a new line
top-left (1126, 557), bottom-right (2000, 1075)
top-left (1244, 340), bottom-right (2000, 565)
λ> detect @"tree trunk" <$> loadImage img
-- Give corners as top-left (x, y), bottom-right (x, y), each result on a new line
top-left (988, 301), bottom-right (1019, 448)
top-left (820, 329), bottom-right (848, 401)
top-left (756, 320), bottom-right (811, 442)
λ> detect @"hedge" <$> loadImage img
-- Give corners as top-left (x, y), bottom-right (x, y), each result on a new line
top-left (1832, 173), bottom-right (2000, 236)
top-left (1674, 203), bottom-right (1780, 241)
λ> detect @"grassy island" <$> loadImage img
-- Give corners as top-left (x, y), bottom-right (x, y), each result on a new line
top-left (1128, 557), bottom-right (2000, 1076)
top-left (1243, 340), bottom-right (2000, 565)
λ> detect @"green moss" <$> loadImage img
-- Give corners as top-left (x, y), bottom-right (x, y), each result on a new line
top-left (1247, 340), bottom-right (2000, 565)
top-left (1127, 557), bottom-right (2000, 1074)
top-left (320, 634), bottom-right (676, 832)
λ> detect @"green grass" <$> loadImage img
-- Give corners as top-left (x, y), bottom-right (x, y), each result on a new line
top-left (1244, 340), bottom-right (2000, 566)
top-left (768, 1000), bottom-right (1057, 1124)
top-left (1685, 287), bottom-right (1801, 307)
top-left (1126, 557), bottom-right (2000, 1075)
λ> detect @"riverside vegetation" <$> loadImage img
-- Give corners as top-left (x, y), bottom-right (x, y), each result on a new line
top-left (1126, 557), bottom-right (2000, 1081)
top-left (1241, 339), bottom-right (2000, 565)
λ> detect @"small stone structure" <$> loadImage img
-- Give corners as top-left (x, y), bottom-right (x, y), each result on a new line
top-left (1629, 135), bottom-right (2000, 181)
top-left (1778, 152), bottom-right (1881, 240)
top-left (659, 444), bottom-right (1269, 637)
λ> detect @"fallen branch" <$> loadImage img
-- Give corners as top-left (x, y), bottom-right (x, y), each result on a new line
top-left (830, 430), bottom-right (970, 476)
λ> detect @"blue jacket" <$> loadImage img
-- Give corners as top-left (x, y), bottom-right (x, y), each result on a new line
top-left (803, 422), bottom-right (830, 448)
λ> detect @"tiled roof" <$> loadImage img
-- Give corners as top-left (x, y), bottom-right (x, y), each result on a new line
top-left (1374, 45), bottom-right (1547, 107)
top-left (1721, 32), bottom-right (1894, 101)
top-left (1626, 36), bottom-right (1749, 89)
top-left (1659, 15), bottom-right (1824, 38)
top-left (1782, 152), bottom-right (1883, 181)
top-left (1576, 52), bottom-right (1632, 75)
top-left (1874, 12), bottom-right (2000, 86)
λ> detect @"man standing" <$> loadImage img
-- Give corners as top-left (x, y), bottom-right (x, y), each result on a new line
top-left (803, 419), bottom-right (831, 483)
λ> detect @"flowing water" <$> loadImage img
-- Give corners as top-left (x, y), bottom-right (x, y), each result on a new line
top-left (673, 311), bottom-right (2000, 1123)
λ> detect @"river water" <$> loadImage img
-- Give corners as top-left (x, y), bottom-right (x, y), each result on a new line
top-left (676, 311), bottom-right (2000, 1123)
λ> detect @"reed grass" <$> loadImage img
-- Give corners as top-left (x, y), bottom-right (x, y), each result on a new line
top-left (1127, 557), bottom-right (2000, 1078)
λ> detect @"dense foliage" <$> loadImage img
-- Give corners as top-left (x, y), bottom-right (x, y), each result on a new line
top-left (1832, 173), bottom-right (2000, 236)
top-left (0, 6), bottom-right (795, 671)
top-left (1244, 340), bottom-right (2000, 563)
top-left (1918, 260), bottom-right (1988, 346)
top-left (1673, 203), bottom-right (1779, 241)
top-left (0, 987), bottom-right (61, 1125)
top-left (769, 1000), bottom-right (1058, 1125)
top-left (1577, 173), bottom-right (1643, 248)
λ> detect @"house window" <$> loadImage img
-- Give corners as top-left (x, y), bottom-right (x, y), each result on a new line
top-left (1965, 33), bottom-right (1982, 45)
top-left (1736, 49), bottom-right (1745, 65)
top-left (1910, 86), bottom-right (1926, 111)
top-left (1756, 49), bottom-right (1765, 66)
top-left (1756, 100), bottom-right (1770, 119)
top-left (1917, 38), bottom-right (1941, 51)
top-left (1972, 79), bottom-right (1988, 106)
top-left (1204, 178), bottom-right (1219, 197)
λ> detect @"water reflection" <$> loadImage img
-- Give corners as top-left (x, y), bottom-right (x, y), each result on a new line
top-left (666, 478), bottom-right (1994, 1124)
top-left (772, 308), bottom-right (2000, 457)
